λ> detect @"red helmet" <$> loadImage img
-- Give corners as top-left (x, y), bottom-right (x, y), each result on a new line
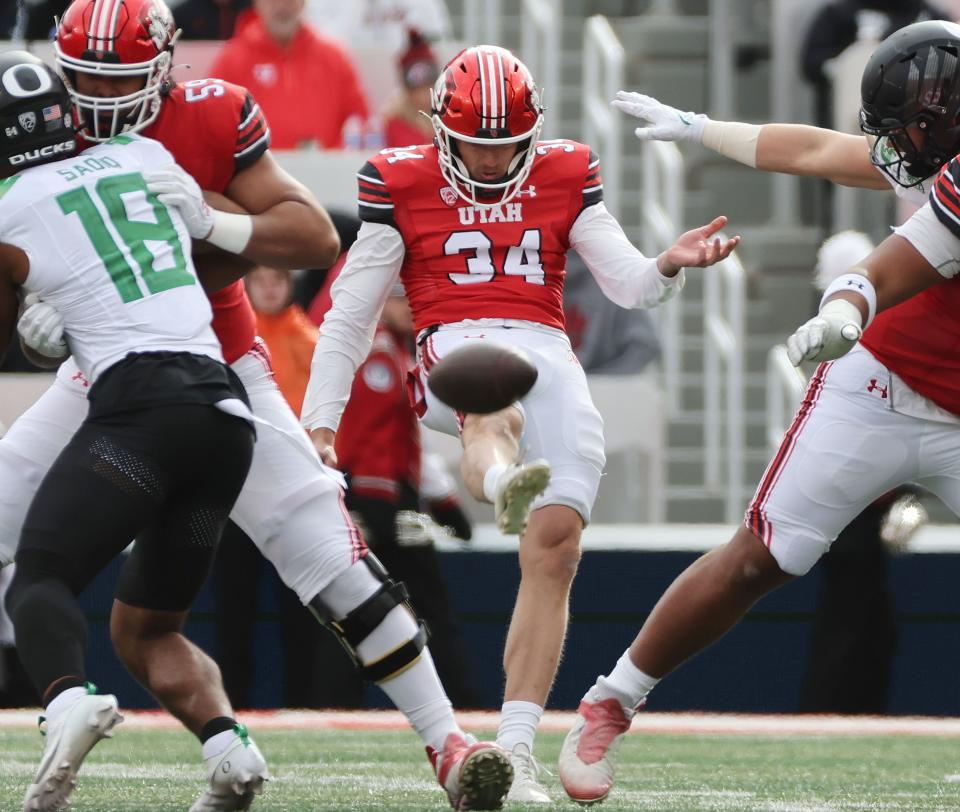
top-left (431, 45), bottom-right (545, 206)
top-left (54, 0), bottom-right (179, 141)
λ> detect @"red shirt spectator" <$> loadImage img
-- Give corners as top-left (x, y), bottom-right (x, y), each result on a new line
top-left (335, 311), bottom-right (420, 502)
top-left (210, 0), bottom-right (369, 149)
top-left (383, 29), bottom-right (437, 148)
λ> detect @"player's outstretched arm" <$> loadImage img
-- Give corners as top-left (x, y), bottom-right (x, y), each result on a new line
top-left (658, 216), bottom-right (741, 276)
top-left (612, 91), bottom-right (889, 190)
top-left (786, 204), bottom-right (954, 366)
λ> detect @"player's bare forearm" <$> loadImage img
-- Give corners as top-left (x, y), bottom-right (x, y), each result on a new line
top-left (757, 125), bottom-right (889, 189)
top-left (225, 151), bottom-right (340, 270)
top-left (244, 197), bottom-right (340, 269)
top-left (849, 235), bottom-right (946, 315)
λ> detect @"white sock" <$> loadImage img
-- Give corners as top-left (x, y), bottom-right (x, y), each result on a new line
top-left (594, 650), bottom-right (659, 711)
top-left (202, 729), bottom-right (239, 761)
top-left (44, 686), bottom-right (87, 724)
top-left (379, 648), bottom-right (459, 753)
top-left (482, 463), bottom-right (509, 502)
top-left (496, 700), bottom-right (543, 752)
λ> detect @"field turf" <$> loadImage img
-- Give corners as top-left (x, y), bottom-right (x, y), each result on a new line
top-left (2, 711), bottom-right (960, 811)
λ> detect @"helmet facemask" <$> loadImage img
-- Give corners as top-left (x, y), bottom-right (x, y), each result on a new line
top-left (55, 45), bottom-right (173, 141)
top-left (861, 109), bottom-right (954, 188)
top-left (430, 46), bottom-right (545, 207)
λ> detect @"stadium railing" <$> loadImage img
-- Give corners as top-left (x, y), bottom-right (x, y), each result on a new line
top-left (640, 139), bottom-right (684, 411)
top-left (521, 0), bottom-right (562, 141)
top-left (703, 243), bottom-right (746, 523)
top-left (582, 15), bottom-right (624, 220)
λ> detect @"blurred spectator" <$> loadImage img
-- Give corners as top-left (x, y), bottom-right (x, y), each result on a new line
top-left (210, 0), bottom-right (369, 149)
top-left (383, 29), bottom-right (438, 148)
top-left (245, 266), bottom-right (318, 416)
top-left (323, 285), bottom-right (479, 707)
top-left (303, 0), bottom-right (451, 58)
top-left (801, 1), bottom-right (938, 128)
top-left (168, 0), bottom-right (252, 39)
top-left (212, 264), bottom-right (325, 708)
top-left (563, 251), bottom-right (661, 374)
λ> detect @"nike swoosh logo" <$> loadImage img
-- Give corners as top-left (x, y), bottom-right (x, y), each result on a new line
top-left (679, 115), bottom-right (691, 126)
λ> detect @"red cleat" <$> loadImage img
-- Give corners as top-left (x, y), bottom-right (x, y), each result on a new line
top-left (427, 732), bottom-right (513, 810)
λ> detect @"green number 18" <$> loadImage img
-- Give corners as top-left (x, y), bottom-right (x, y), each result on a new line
top-left (57, 172), bottom-right (194, 303)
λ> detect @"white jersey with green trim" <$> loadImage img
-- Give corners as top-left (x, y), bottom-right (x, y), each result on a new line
top-left (0, 134), bottom-right (221, 383)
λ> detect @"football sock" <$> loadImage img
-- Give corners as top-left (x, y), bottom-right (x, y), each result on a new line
top-left (316, 566), bottom-right (459, 752)
top-left (44, 685), bottom-right (88, 724)
top-left (496, 700), bottom-right (543, 752)
top-left (483, 463), bottom-right (509, 503)
top-left (364, 608), bottom-right (459, 754)
top-left (202, 728), bottom-right (240, 761)
top-left (595, 650), bottom-right (659, 710)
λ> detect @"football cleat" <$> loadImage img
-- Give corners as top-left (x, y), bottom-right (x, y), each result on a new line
top-left (506, 743), bottom-right (552, 803)
top-left (558, 686), bottom-right (638, 805)
top-left (428, 731), bottom-right (513, 810)
top-left (23, 687), bottom-right (123, 811)
top-left (189, 724), bottom-right (269, 812)
top-left (494, 460), bottom-right (551, 535)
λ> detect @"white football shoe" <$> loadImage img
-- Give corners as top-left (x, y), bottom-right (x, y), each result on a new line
top-left (428, 731), bottom-right (513, 810)
top-left (558, 685), bottom-right (637, 805)
top-left (505, 743), bottom-right (552, 804)
top-left (189, 725), bottom-right (269, 812)
top-left (23, 687), bottom-right (123, 811)
top-left (494, 460), bottom-right (551, 535)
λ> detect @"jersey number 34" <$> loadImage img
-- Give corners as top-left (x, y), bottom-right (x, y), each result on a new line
top-left (445, 229), bottom-right (544, 286)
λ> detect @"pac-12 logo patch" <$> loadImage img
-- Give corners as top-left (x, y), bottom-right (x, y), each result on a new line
top-left (439, 186), bottom-right (458, 207)
top-left (18, 112), bottom-right (35, 133)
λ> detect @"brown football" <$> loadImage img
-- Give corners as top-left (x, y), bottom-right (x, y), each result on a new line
top-left (427, 341), bottom-right (538, 414)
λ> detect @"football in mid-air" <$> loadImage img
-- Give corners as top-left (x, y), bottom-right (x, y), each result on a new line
top-left (427, 341), bottom-right (538, 414)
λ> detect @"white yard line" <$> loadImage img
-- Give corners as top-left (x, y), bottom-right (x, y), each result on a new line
top-left (3, 709), bottom-right (960, 736)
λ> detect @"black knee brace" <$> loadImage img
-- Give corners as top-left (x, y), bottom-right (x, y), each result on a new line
top-left (308, 554), bottom-right (429, 683)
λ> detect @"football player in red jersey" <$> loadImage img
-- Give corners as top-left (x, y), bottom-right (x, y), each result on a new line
top-left (8, 2), bottom-right (514, 810)
top-left (557, 21), bottom-right (960, 806)
top-left (301, 44), bottom-right (740, 803)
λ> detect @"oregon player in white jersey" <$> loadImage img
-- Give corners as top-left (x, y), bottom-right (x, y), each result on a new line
top-left (0, 52), bottom-right (267, 812)
top-left (1, 134), bottom-right (219, 380)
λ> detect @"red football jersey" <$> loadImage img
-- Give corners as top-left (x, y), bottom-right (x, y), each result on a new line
top-left (335, 325), bottom-right (420, 501)
top-left (859, 159), bottom-right (960, 416)
top-left (357, 141), bottom-right (602, 333)
top-left (143, 79), bottom-right (270, 363)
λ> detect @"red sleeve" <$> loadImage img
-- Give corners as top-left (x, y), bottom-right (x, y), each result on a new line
top-left (233, 89), bottom-right (271, 171)
top-left (930, 159), bottom-right (960, 239)
top-left (332, 42), bottom-right (370, 126)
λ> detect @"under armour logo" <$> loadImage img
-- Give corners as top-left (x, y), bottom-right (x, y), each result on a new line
top-left (846, 279), bottom-right (865, 290)
top-left (866, 378), bottom-right (888, 399)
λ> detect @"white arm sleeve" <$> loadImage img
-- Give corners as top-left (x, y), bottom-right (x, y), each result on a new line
top-left (568, 202), bottom-right (685, 308)
top-left (893, 202), bottom-right (960, 279)
top-left (300, 222), bottom-right (405, 432)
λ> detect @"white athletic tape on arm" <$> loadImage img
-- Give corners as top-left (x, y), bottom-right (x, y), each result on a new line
top-left (820, 272), bottom-right (876, 327)
top-left (701, 120), bottom-right (762, 168)
top-left (205, 211), bottom-right (253, 255)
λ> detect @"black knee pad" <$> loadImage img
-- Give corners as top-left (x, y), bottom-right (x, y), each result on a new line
top-left (7, 548), bottom-right (88, 612)
top-left (308, 553), bottom-right (429, 683)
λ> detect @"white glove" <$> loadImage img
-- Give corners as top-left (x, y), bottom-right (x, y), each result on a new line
top-left (17, 293), bottom-right (68, 359)
top-left (611, 90), bottom-right (709, 143)
top-left (786, 298), bottom-right (863, 366)
top-left (143, 164), bottom-right (214, 240)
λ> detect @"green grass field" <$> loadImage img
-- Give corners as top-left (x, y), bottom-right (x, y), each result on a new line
top-left (3, 713), bottom-right (960, 811)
